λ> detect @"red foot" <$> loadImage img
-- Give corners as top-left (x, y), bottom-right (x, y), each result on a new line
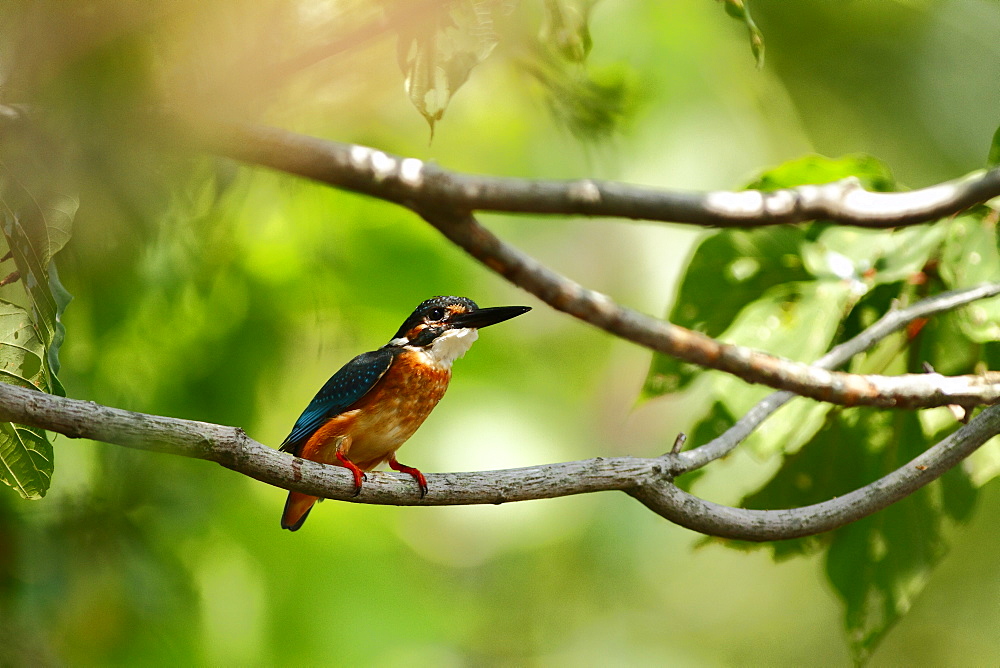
top-left (335, 448), bottom-right (367, 496)
top-left (389, 454), bottom-right (428, 497)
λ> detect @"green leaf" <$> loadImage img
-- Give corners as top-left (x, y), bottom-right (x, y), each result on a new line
top-left (46, 262), bottom-right (72, 395)
top-left (938, 450), bottom-right (978, 523)
top-left (938, 215), bottom-right (1000, 342)
top-left (689, 401), bottom-right (735, 449)
top-left (647, 145), bottom-right (985, 657)
top-left (721, 0), bottom-right (765, 68)
top-left (743, 409), bottom-right (973, 662)
top-left (966, 342), bottom-right (1000, 487)
top-left (0, 299), bottom-right (54, 499)
top-left (827, 495), bottom-right (944, 664)
top-left (0, 420), bottom-right (52, 501)
top-left (643, 226), bottom-right (811, 397)
top-left (801, 223), bottom-right (948, 285)
top-left (0, 201), bottom-right (73, 395)
top-left (746, 153), bottom-right (896, 192)
top-left (718, 280), bottom-right (854, 366)
top-left (0, 300), bottom-right (50, 389)
top-left (741, 409), bottom-right (848, 560)
top-left (988, 124), bottom-right (1000, 168)
top-left (0, 124), bottom-right (76, 370)
top-left (825, 410), bottom-right (958, 663)
top-left (711, 280), bottom-right (853, 456)
top-left (644, 154), bottom-right (916, 401)
top-left (393, 0), bottom-right (509, 134)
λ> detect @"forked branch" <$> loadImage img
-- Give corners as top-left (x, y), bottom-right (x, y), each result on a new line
top-left (0, 285), bottom-right (996, 540)
top-left (634, 404), bottom-right (1000, 540)
top-left (423, 209), bottom-right (1000, 409)
top-left (6, 115), bottom-right (1000, 538)
top-left (206, 122), bottom-right (1000, 410)
top-left (0, 375), bottom-right (995, 541)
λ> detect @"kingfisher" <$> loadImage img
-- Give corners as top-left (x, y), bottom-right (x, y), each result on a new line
top-left (279, 296), bottom-right (531, 531)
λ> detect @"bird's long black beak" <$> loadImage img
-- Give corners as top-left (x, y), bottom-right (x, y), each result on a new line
top-left (452, 305), bottom-right (531, 329)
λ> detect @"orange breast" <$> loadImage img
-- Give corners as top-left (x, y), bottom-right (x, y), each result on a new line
top-left (299, 349), bottom-right (451, 471)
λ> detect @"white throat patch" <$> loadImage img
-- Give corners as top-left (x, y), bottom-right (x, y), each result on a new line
top-left (410, 327), bottom-right (478, 368)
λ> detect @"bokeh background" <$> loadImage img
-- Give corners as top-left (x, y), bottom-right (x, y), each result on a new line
top-left (2, 0), bottom-right (1000, 664)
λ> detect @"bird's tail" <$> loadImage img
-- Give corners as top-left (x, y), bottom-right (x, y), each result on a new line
top-left (281, 491), bottom-right (317, 531)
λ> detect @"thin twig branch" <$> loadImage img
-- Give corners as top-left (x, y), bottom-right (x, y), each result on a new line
top-left (676, 282), bottom-right (1000, 472)
top-left (207, 123), bottom-right (1000, 228)
top-left (203, 122), bottom-right (1000, 409)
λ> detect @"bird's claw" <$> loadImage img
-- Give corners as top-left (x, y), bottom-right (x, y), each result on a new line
top-left (350, 471), bottom-right (367, 497)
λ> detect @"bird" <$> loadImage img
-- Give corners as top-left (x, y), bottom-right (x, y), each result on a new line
top-left (279, 296), bottom-right (531, 531)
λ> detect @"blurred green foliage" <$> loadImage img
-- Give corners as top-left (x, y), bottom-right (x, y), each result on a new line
top-left (643, 152), bottom-right (998, 660)
top-left (1, 0), bottom-right (1000, 665)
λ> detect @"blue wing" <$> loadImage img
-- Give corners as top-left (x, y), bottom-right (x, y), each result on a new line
top-left (279, 348), bottom-right (395, 455)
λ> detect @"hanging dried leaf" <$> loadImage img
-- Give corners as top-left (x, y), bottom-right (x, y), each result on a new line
top-left (393, 0), bottom-right (515, 134)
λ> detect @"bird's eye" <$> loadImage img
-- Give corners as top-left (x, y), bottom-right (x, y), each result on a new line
top-left (427, 307), bottom-right (447, 321)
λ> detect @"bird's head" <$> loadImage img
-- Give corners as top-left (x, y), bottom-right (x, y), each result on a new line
top-left (386, 296), bottom-right (531, 367)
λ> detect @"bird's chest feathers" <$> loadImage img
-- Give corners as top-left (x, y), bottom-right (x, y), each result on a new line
top-left (349, 352), bottom-right (452, 452)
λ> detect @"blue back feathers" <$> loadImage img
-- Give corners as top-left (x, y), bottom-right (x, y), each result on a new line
top-left (279, 348), bottom-right (395, 454)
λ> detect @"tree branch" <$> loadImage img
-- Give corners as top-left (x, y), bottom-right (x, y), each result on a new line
top-left (1, 373), bottom-right (996, 541)
top-left (424, 208), bottom-right (1000, 409)
top-left (633, 404), bottom-right (1000, 541)
top-left (0, 379), bottom-right (657, 504)
top-left (7, 116), bottom-right (998, 538)
top-left (207, 123), bottom-right (1000, 228)
top-left (201, 122), bottom-right (1000, 409)
top-left (675, 282), bottom-right (1000, 472)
